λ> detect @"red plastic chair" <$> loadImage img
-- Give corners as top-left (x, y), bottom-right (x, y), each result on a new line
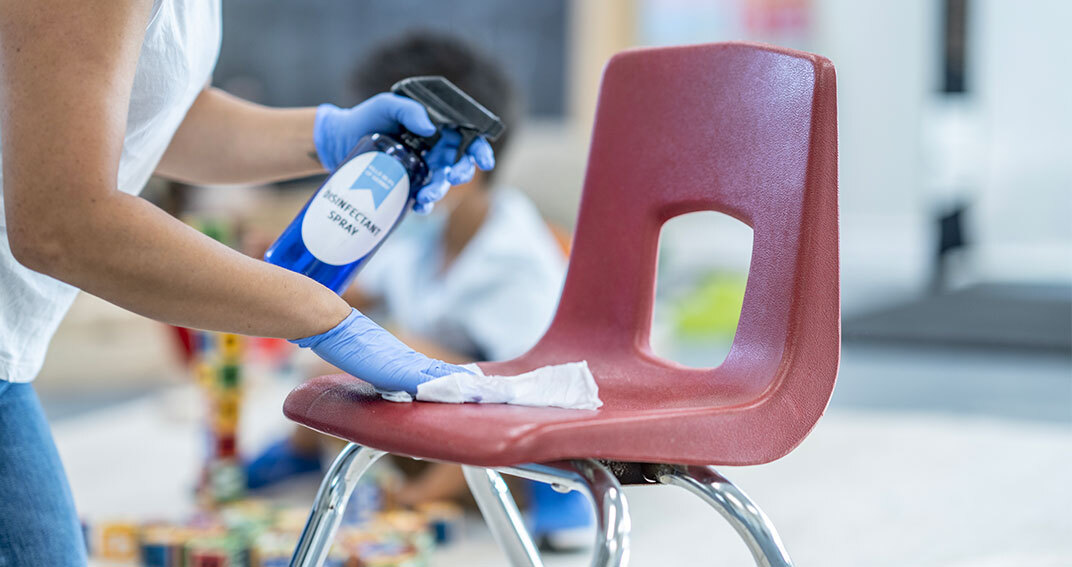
top-left (285, 42), bottom-right (838, 567)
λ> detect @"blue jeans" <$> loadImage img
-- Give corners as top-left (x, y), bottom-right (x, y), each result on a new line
top-left (0, 381), bottom-right (87, 566)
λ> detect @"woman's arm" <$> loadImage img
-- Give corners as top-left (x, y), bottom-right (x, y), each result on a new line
top-left (0, 0), bottom-right (349, 339)
top-left (159, 88), bottom-right (496, 204)
top-left (156, 88), bottom-right (326, 185)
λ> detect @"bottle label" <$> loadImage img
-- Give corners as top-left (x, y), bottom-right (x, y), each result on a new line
top-left (301, 151), bottom-right (410, 265)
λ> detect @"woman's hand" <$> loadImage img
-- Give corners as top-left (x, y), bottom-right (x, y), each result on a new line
top-left (313, 94), bottom-right (495, 213)
top-left (292, 308), bottom-right (471, 395)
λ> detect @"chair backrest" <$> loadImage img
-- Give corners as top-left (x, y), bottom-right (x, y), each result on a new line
top-left (525, 42), bottom-right (839, 414)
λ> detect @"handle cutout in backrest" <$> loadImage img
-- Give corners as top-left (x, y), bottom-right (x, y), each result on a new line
top-left (651, 210), bottom-right (754, 369)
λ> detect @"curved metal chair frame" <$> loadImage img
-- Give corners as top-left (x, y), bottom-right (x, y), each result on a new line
top-left (288, 443), bottom-right (792, 567)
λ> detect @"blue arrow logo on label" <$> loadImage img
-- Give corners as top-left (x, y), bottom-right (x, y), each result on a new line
top-left (349, 153), bottom-right (407, 209)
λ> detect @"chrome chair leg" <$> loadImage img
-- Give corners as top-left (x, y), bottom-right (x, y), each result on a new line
top-left (570, 460), bottom-right (631, 567)
top-left (656, 466), bottom-right (793, 567)
top-left (496, 460), bottom-right (631, 567)
top-left (462, 466), bottom-right (543, 567)
top-left (290, 443), bottom-right (386, 567)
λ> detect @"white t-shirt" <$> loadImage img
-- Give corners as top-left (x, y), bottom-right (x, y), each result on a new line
top-left (0, 0), bottom-right (221, 382)
top-left (356, 188), bottom-right (566, 362)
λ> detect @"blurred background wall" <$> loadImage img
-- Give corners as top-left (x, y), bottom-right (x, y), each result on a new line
top-left (212, 0), bottom-right (568, 115)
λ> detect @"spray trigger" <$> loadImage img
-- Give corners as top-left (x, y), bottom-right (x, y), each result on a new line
top-left (454, 128), bottom-right (481, 164)
top-left (390, 76), bottom-right (504, 165)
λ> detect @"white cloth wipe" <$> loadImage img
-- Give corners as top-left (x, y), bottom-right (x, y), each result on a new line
top-left (378, 361), bottom-right (602, 410)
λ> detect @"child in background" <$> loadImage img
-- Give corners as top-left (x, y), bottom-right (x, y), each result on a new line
top-left (247, 33), bottom-right (592, 549)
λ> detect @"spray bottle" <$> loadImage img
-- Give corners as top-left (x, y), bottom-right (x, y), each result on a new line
top-left (264, 76), bottom-right (505, 293)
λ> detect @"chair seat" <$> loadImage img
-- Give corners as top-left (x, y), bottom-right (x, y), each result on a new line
top-left (283, 353), bottom-right (828, 468)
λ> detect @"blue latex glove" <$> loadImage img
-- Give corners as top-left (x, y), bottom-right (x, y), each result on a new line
top-left (291, 308), bottom-right (472, 395)
top-left (313, 93), bottom-right (495, 214)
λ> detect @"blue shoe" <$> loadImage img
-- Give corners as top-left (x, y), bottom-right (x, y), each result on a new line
top-left (526, 480), bottom-right (594, 552)
top-left (244, 438), bottom-right (322, 490)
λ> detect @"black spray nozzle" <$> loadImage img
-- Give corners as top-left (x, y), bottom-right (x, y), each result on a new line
top-left (391, 76), bottom-right (505, 163)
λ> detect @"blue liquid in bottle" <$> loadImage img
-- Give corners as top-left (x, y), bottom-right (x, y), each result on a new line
top-left (264, 133), bottom-right (430, 293)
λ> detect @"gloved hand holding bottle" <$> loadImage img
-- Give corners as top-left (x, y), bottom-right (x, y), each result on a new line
top-left (292, 308), bottom-right (470, 395)
top-left (313, 93), bottom-right (495, 213)
top-left (270, 77), bottom-right (504, 395)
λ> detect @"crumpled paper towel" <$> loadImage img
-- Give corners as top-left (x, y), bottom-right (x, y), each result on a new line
top-left (378, 361), bottom-right (602, 410)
